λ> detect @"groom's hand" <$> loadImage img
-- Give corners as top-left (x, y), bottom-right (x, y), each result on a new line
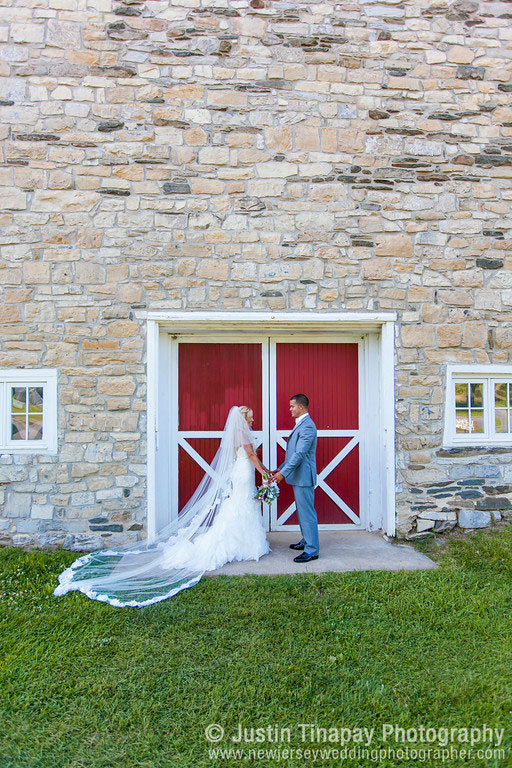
top-left (272, 471), bottom-right (284, 484)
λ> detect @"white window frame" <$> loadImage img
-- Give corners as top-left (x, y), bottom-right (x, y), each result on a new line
top-left (0, 368), bottom-right (58, 455)
top-left (443, 364), bottom-right (512, 447)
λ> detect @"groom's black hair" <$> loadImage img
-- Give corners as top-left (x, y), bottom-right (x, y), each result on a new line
top-left (291, 394), bottom-right (309, 408)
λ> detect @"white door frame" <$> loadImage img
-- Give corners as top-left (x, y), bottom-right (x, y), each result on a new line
top-left (144, 311), bottom-right (397, 542)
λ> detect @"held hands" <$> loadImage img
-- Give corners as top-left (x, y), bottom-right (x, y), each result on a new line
top-left (261, 468), bottom-right (284, 484)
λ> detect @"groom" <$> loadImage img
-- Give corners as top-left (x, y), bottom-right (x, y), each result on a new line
top-left (272, 394), bottom-right (319, 563)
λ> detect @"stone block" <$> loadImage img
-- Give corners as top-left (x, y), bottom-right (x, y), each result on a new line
top-left (475, 496), bottom-right (511, 511)
top-left (43, 342), bottom-right (77, 366)
top-left (0, 305), bottom-right (21, 323)
top-left (198, 147), bottom-right (229, 165)
top-left (375, 233), bottom-right (413, 258)
top-left (337, 129), bottom-right (364, 152)
top-left (16, 519), bottom-right (44, 534)
top-left (32, 190), bottom-right (99, 212)
top-left (189, 178), bottom-right (224, 195)
top-left (247, 179), bottom-right (286, 196)
top-left (452, 269), bottom-right (482, 288)
top-left (46, 20), bottom-right (81, 48)
top-left (438, 290), bottom-right (473, 308)
top-left (456, 65), bottom-right (484, 80)
top-left (401, 325), bottom-right (435, 348)
top-left (256, 162), bottom-right (297, 178)
top-left (416, 518), bottom-right (435, 532)
top-left (118, 284), bottom-right (142, 303)
top-left (4, 492), bottom-right (32, 518)
top-left (30, 504), bottom-right (54, 520)
top-left (71, 463), bottom-right (100, 479)
top-left (2, 187), bottom-right (27, 210)
top-left (296, 126), bottom-right (320, 151)
top-left (259, 263), bottom-right (302, 282)
top-left (184, 127), bottom-right (208, 146)
top-left (23, 262), bottom-right (50, 284)
top-left (458, 509), bottom-right (491, 528)
top-left (265, 127), bottom-right (292, 152)
top-left (419, 511), bottom-right (457, 521)
top-left (426, 51), bottom-right (446, 64)
top-left (231, 262), bottom-right (258, 281)
top-left (296, 212), bottom-right (334, 231)
top-left (310, 183), bottom-right (347, 203)
top-left (495, 328), bottom-right (512, 349)
top-left (48, 171), bottom-right (73, 189)
top-left (321, 128), bottom-right (337, 153)
top-left (107, 321), bottom-right (139, 337)
top-left (447, 46), bottom-right (474, 64)
top-left (363, 259), bottom-right (392, 280)
top-left (197, 259), bottom-right (229, 280)
top-left (12, 25), bottom-right (45, 44)
top-left (207, 90), bottom-right (247, 107)
top-left (437, 324), bottom-right (462, 348)
top-left (302, 259), bottom-right (324, 280)
top-left (98, 376), bottom-right (135, 395)
top-left (462, 323), bottom-right (487, 349)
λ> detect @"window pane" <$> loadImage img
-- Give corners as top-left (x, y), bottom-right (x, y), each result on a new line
top-left (28, 387), bottom-right (43, 412)
top-left (470, 382), bottom-right (483, 407)
top-left (495, 408), bottom-right (508, 433)
top-left (9, 384), bottom-right (45, 442)
top-left (11, 416), bottom-right (26, 440)
top-left (494, 382), bottom-right (508, 408)
top-left (456, 410), bottom-right (470, 433)
top-left (11, 386), bottom-right (27, 413)
top-left (28, 414), bottom-right (43, 440)
top-left (471, 409), bottom-right (484, 433)
top-left (455, 383), bottom-right (468, 407)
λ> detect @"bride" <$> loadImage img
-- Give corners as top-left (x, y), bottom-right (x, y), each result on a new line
top-left (53, 406), bottom-right (271, 607)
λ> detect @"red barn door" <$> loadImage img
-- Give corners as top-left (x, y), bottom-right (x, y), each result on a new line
top-left (173, 339), bottom-right (361, 530)
top-left (270, 341), bottom-right (360, 529)
top-left (177, 342), bottom-right (266, 514)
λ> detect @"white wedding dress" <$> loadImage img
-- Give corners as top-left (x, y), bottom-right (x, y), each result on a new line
top-left (53, 407), bottom-right (271, 608)
top-left (159, 441), bottom-right (271, 573)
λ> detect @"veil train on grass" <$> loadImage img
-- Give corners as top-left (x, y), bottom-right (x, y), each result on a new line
top-left (53, 406), bottom-right (253, 608)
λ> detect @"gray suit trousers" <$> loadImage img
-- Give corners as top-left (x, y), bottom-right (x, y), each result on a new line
top-left (293, 485), bottom-right (319, 557)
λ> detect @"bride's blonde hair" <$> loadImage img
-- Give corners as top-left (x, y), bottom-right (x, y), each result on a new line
top-left (238, 405), bottom-right (253, 422)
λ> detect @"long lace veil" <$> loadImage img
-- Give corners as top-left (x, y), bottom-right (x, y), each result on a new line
top-left (53, 406), bottom-right (254, 607)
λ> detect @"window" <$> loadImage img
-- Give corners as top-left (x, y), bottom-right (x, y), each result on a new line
top-left (444, 365), bottom-right (512, 447)
top-left (0, 369), bottom-right (57, 454)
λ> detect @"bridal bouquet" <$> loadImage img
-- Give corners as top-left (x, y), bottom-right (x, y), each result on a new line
top-left (254, 474), bottom-right (280, 506)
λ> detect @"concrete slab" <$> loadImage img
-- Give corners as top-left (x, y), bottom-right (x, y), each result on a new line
top-left (204, 530), bottom-right (438, 578)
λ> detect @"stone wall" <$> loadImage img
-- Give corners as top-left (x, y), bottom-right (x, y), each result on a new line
top-left (1, 0), bottom-right (512, 548)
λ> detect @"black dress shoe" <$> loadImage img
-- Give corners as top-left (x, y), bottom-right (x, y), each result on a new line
top-left (293, 552), bottom-right (319, 563)
top-left (289, 542), bottom-right (305, 550)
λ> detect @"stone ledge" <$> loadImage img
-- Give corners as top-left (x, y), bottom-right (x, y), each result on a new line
top-left (436, 446), bottom-right (512, 458)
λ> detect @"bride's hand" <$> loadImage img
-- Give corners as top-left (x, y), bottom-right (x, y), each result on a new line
top-left (261, 468), bottom-right (271, 485)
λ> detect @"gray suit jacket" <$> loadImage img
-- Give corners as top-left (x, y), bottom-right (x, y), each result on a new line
top-left (279, 414), bottom-right (317, 487)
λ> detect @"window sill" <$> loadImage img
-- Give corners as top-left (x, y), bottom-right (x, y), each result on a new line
top-left (0, 445), bottom-right (57, 456)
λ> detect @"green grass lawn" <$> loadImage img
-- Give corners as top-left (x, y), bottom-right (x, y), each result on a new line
top-left (1, 525), bottom-right (511, 768)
